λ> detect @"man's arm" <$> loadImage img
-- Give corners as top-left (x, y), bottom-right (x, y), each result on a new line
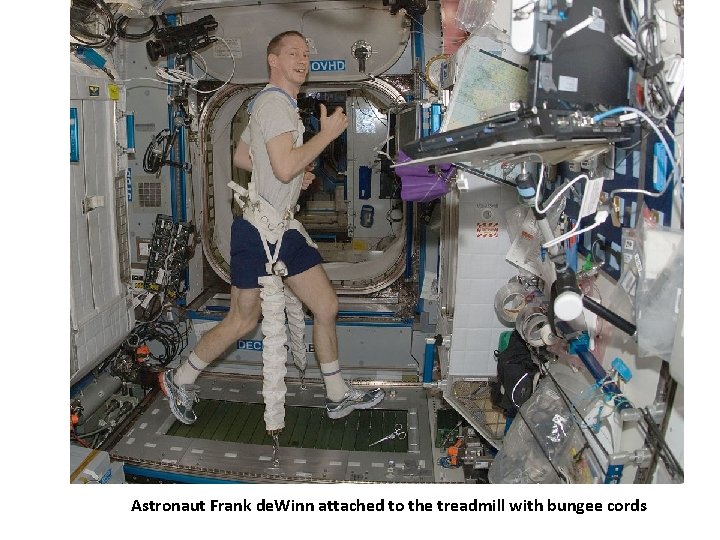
top-left (266, 104), bottom-right (348, 183)
top-left (233, 139), bottom-right (252, 171)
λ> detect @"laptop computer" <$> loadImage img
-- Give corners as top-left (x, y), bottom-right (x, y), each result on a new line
top-left (403, 0), bottom-right (632, 160)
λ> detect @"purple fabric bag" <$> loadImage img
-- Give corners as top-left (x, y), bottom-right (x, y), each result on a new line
top-left (394, 150), bottom-right (455, 202)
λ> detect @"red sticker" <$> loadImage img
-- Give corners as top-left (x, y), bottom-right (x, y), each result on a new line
top-left (476, 222), bottom-right (499, 238)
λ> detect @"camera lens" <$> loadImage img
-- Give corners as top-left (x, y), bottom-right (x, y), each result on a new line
top-left (146, 39), bottom-right (166, 62)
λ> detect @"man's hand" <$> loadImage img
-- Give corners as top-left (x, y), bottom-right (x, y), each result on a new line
top-left (301, 164), bottom-right (315, 190)
top-left (319, 103), bottom-right (349, 141)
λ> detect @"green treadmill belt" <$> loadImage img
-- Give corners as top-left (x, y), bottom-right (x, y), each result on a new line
top-left (166, 400), bottom-right (409, 453)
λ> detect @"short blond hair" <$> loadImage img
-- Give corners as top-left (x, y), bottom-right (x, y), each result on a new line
top-left (266, 31), bottom-right (305, 76)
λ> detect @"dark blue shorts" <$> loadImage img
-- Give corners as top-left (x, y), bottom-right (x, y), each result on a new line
top-left (230, 218), bottom-right (323, 289)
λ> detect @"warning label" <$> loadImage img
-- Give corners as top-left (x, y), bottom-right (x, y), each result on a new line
top-left (476, 222), bottom-right (499, 238)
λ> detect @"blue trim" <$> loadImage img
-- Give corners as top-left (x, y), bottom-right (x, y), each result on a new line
top-left (70, 108), bottom-right (80, 162)
top-left (178, 119), bottom-right (188, 301)
top-left (604, 464), bottom-right (624, 484)
top-left (338, 310), bottom-right (395, 317)
top-left (186, 310), bottom-right (225, 321)
top-left (167, 78), bottom-right (177, 222)
top-left (123, 465), bottom-right (244, 484)
top-left (204, 305), bottom-right (230, 312)
top-left (575, 348), bottom-right (631, 411)
top-left (516, 186), bottom-right (535, 197)
top-left (248, 86), bottom-right (297, 113)
top-left (188, 309), bottom-right (408, 326)
top-left (412, 17), bottom-right (425, 100)
top-left (422, 341), bottom-right (434, 383)
top-left (336, 320), bottom-right (413, 328)
top-left (126, 113), bottom-right (135, 153)
top-left (70, 370), bottom-right (98, 398)
top-left (178, 126), bottom-right (187, 222)
top-left (430, 102), bottom-right (442, 133)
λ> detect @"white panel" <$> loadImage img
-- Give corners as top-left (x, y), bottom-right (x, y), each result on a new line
top-left (84, 100), bottom-right (122, 308)
top-left (448, 169), bottom-right (518, 377)
top-left (182, 1), bottom-right (410, 84)
top-left (70, 63), bottom-right (135, 382)
top-left (70, 100), bottom-right (95, 328)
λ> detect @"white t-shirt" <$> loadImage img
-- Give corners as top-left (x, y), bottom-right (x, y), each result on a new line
top-left (241, 85), bottom-right (305, 211)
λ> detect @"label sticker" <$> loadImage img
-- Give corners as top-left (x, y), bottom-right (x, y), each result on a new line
top-left (88, 85), bottom-right (100, 97)
top-left (214, 38), bottom-right (242, 58)
top-left (237, 339), bottom-right (263, 350)
top-left (476, 222), bottom-right (499, 238)
top-left (590, 8), bottom-right (606, 33)
top-left (558, 75), bottom-right (578, 92)
top-left (107, 83), bottom-right (120, 100)
top-left (634, 252), bottom-right (643, 273)
top-left (310, 60), bottom-right (346, 72)
top-left (126, 168), bottom-right (132, 202)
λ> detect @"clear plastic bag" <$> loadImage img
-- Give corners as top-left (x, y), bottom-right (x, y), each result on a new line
top-left (488, 374), bottom-right (599, 484)
top-left (455, 0), bottom-right (497, 34)
top-left (108, 1), bottom-right (180, 18)
top-left (635, 223), bottom-right (684, 361)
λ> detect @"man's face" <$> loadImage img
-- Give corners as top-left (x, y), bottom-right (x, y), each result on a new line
top-left (269, 35), bottom-right (309, 86)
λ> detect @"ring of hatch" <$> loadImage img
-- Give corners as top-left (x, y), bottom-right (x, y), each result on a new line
top-left (195, 79), bottom-right (419, 306)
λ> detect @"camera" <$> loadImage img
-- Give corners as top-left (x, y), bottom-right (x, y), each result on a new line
top-left (146, 15), bottom-right (218, 61)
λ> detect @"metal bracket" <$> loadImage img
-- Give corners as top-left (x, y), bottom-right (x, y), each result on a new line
top-left (351, 40), bottom-right (373, 73)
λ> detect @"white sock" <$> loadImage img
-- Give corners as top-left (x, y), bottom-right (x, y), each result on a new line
top-left (174, 351), bottom-right (209, 386)
top-left (320, 360), bottom-right (349, 402)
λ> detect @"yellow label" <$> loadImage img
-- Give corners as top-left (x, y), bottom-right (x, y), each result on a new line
top-left (352, 239), bottom-right (367, 251)
top-left (107, 84), bottom-right (120, 100)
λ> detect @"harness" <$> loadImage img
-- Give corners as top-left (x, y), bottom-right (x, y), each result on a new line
top-left (229, 85), bottom-right (317, 275)
top-left (227, 86), bottom-right (315, 433)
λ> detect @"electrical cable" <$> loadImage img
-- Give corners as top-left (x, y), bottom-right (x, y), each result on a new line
top-left (592, 107), bottom-right (679, 200)
top-left (535, 171), bottom-right (586, 216)
top-left (116, 15), bottom-right (158, 40)
top-left (453, 162), bottom-right (516, 188)
top-left (542, 210), bottom-right (608, 249)
top-left (510, 372), bottom-right (531, 409)
top-left (620, 0), bottom-right (640, 37)
top-left (70, 0), bottom-right (116, 48)
top-left (636, 15), bottom-right (673, 121)
top-left (76, 425), bottom-right (111, 439)
top-left (71, 430), bottom-right (91, 448)
top-left (152, 36), bottom-right (236, 95)
top-left (143, 128), bottom-right (173, 174)
top-left (122, 318), bottom-right (189, 368)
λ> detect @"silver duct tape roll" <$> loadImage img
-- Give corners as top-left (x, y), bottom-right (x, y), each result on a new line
top-left (516, 303), bottom-right (549, 347)
top-left (540, 323), bottom-right (558, 346)
top-left (494, 281), bottom-right (530, 327)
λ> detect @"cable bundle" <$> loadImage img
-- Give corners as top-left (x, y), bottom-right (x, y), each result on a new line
top-left (122, 319), bottom-right (190, 368)
top-left (70, 0), bottom-right (116, 48)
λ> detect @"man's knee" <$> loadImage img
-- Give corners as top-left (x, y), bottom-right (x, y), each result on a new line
top-left (313, 294), bottom-right (338, 323)
top-left (224, 308), bottom-right (260, 337)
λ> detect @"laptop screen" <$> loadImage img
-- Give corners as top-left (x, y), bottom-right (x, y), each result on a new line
top-left (529, 0), bottom-right (632, 110)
